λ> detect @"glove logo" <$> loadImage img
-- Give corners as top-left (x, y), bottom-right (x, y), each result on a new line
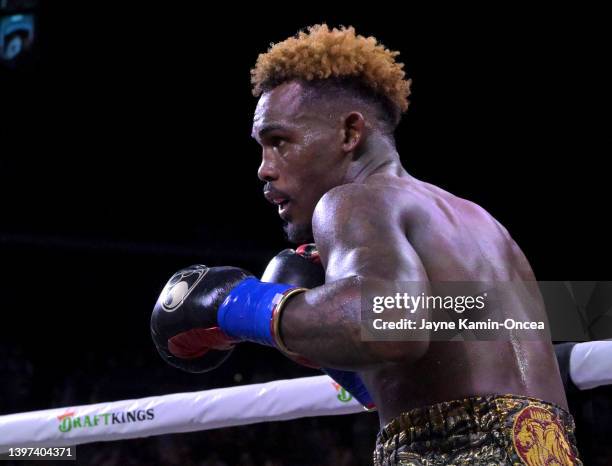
top-left (160, 265), bottom-right (209, 312)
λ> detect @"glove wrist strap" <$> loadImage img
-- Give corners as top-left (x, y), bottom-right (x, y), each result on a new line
top-left (217, 278), bottom-right (306, 348)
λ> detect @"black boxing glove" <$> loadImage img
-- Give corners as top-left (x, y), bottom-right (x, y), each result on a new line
top-left (262, 244), bottom-right (324, 289)
top-left (151, 264), bottom-right (307, 373)
top-left (151, 265), bottom-right (249, 373)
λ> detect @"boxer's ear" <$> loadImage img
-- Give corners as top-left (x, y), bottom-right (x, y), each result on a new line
top-left (341, 112), bottom-right (366, 153)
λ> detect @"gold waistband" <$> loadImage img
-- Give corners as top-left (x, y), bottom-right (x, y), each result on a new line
top-left (374, 394), bottom-right (581, 466)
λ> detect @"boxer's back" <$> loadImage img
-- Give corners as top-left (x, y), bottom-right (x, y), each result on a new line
top-left (358, 173), bottom-right (567, 426)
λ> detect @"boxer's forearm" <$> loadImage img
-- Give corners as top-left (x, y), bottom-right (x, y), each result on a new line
top-left (280, 276), bottom-right (429, 370)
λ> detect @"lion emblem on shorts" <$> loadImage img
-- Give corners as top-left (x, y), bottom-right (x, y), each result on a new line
top-left (512, 405), bottom-right (576, 466)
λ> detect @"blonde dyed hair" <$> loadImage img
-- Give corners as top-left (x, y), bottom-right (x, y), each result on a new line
top-left (251, 24), bottom-right (411, 118)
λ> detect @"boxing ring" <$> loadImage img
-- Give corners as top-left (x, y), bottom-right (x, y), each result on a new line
top-left (1, 340), bottom-right (611, 453)
top-left (0, 375), bottom-right (370, 452)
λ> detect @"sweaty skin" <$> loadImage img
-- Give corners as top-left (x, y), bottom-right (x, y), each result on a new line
top-left (253, 80), bottom-right (567, 427)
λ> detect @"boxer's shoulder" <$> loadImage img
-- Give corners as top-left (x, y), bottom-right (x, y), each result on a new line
top-left (313, 181), bottom-right (428, 281)
top-left (314, 179), bottom-right (414, 222)
top-left (312, 184), bottom-right (402, 243)
top-left (316, 183), bottom-right (380, 212)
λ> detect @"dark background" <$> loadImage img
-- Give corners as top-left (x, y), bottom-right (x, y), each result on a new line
top-left (0, 2), bottom-right (609, 465)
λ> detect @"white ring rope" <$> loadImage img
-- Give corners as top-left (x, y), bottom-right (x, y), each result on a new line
top-left (0, 376), bottom-right (369, 452)
top-left (3, 341), bottom-right (609, 452)
top-left (570, 340), bottom-right (612, 390)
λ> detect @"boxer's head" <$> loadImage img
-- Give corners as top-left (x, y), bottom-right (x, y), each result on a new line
top-left (251, 25), bottom-right (411, 243)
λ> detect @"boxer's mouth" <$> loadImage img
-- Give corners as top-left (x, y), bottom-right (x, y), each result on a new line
top-left (268, 196), bottom-right (289, 208)
top-left (264, 188), bottom-right (293, 218)
top-left (264, 190), bottom-right (290, 209)
top-left (278, 199), bottom-right (290, 216)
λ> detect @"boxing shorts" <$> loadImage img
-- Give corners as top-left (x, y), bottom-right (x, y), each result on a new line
top-left (373, 394), bottom-right (582, 465)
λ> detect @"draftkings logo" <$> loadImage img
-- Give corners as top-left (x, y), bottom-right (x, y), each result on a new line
top-left (331, 382), bottom-right (353, 403)
top-left (56, 408), bottom-right (155, 433)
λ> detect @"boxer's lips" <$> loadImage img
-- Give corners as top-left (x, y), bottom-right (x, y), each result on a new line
top-left (264, 191), bottom-right (291, 216)
top-left (270, 198), bottom-right (288, 206)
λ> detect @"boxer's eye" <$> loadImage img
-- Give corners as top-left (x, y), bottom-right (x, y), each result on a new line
top-left (271, 137), bottom-right (285, 148)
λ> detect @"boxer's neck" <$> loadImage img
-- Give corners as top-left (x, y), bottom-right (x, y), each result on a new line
top-left (342, 132), bottom-right (409, 184)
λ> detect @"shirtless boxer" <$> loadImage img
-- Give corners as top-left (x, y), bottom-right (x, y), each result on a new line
top-left (151, 25), bottom-right (582, 465)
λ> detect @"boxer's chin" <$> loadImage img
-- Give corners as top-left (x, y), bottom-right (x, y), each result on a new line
top-left (283, 220), bottom-right (314, 244)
